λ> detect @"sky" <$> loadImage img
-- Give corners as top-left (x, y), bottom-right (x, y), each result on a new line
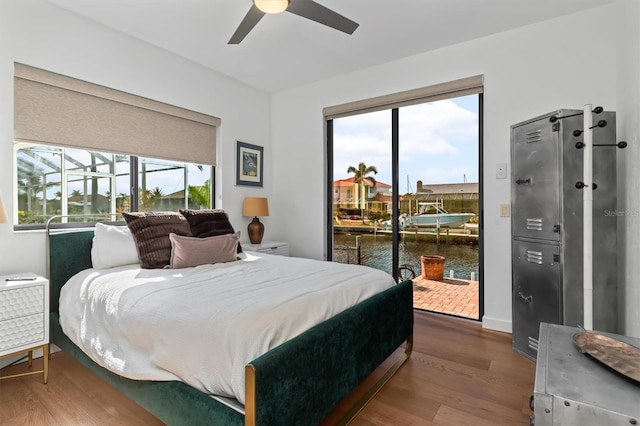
top-left (333, 94), bottom-right (479, 193)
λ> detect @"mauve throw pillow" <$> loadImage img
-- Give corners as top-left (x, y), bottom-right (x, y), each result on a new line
top-left (179, 209), bottom-right (243, 253)
top-left (168, 232), bottom-right (240, 269)
top-left (122, 211), bottom-right (192, 269)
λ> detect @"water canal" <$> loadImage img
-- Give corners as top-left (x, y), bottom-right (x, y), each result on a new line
top-left (333, 233), bottom-right (479, 280)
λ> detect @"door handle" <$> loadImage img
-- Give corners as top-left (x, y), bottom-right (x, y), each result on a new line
top-left (516, 178), bottom-right (531, 185)
top-left (517, 292), bottom-right (533, 303)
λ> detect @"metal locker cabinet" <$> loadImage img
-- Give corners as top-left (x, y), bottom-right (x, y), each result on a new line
top-left (510, 109), bottom-right (618, 361)
top-left (512, 239), bottom-right (561, 360)
top-left (511, 118), bottom-right (562, 242)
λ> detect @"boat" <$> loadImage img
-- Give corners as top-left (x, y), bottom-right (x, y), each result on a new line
top-left (383, 201), bottom-right (475, 229)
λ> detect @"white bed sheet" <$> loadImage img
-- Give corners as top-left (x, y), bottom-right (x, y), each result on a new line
top-left (59, 251), bottom-right (395, 404)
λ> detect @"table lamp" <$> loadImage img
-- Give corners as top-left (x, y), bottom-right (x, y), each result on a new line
top-left (243, 197), bottom-right (269, 244)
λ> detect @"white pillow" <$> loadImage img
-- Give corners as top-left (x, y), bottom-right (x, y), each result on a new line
top-left (91, 222), bottom-right (140, 269)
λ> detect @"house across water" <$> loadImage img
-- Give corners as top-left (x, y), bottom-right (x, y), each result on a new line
top-left (333, 178), bottom-right (479, 221)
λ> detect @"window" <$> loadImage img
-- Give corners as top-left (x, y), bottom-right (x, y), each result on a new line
top-left (13, 63), bottom-right (219, 229)
top-left (15, 143), bottom-right (213, 228)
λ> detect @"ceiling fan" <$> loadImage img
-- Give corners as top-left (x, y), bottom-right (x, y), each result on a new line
top-left (229, 0), bottom-right (359, 44)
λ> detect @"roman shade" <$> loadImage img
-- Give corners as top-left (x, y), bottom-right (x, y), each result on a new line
top-left (323, 75), bottom-right (484, 119)
top-left (14, 63), bottom-right (220, 165)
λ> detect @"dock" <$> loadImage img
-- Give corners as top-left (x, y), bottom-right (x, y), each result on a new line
top-left (333, 223), bottom-right (478, 245)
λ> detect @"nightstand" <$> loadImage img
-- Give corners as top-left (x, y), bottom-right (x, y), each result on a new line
top-left (0, 273), bottom-right (49, 383)
top-left (245, 241), bottom-right (289, 256)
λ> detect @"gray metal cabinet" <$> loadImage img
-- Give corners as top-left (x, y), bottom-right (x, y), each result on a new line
top-left (510, 109), bottom-right (618, 360)
top-left (511, 120), bottom-right (562, 242)
top-left (533, 323), bottom-right (640, 425)
top-left (512, 239), bottom-right (561, 356)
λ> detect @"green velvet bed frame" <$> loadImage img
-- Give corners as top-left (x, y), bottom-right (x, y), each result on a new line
top-left (47, 228), bottom-right (414, 425)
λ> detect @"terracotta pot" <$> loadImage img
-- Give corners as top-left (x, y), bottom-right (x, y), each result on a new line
top-left (421, 255), bottom-right (446, 281)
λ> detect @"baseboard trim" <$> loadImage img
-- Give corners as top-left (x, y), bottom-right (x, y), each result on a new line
top-left (482, 316), bottom-right (512, 333)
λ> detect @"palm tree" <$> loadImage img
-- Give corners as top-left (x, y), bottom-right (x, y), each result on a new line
top-left (347, 162), bottom-right (377, 223)
top-left (188, 179), bottom-right (211, 209)
top-left (140, 186), bottom-right (164, 211)
top-left (18, 168), bottom-right (45, 212)
top-left (116, 192), bottom-right (130, 213)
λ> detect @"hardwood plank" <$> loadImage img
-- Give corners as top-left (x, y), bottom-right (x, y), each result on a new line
top-left (351, 398), bottom-right (438, 426)
top-left (0, 406), bottom-right (57, 426)
top-left (488, 358), bottom-right (536, 386)
top-left (0, 371), bottom-right (33, 420)
top-left (404, 352), bottom-right (529, 413)
top-left (0, 354), bottom-right (162, 426)
top-left (433, 404), bottom-right (501, 426)
top-left (0, 311), bottom-right (535, 425)
top-left (21, 360), bottom-right (109, 425)
top-left (413, 314), bottom-right (520, 369)
top-left (0, 378), bottom-right (57, 425)
top-left (412, 316), bottom-right (494, 371)
top-left (356, 380), bottom-right (441, 421)
top-left (54, 353), bottom-right (163, 425)
top-left (383, 366), bottom-right (529, 425)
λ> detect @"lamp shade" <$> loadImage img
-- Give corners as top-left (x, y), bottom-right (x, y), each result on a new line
top-left (243, 197), bottom-right (269, 217)
top-left (254, 0), bottom-right (289, 14)
top-left (0, 195), bottom-right (7, 224)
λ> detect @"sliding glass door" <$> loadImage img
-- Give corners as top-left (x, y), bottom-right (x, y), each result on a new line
top-left (331, 110), bottom-right (393, 275)
top-left (328, 94), bottom-right (482, 320)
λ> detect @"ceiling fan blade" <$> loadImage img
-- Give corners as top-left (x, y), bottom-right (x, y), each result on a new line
top-left (287, 0), bottom-right (359, 35)
top-left (228, 5), bottom-right (265, 44)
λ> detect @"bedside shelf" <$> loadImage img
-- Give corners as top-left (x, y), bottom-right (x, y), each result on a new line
top-left (0, 274), bottom-right (50, 384)
top-left (245, 241), bottom-right (289, 256)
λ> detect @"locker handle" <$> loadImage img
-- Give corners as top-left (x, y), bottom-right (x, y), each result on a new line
top-left (516, 178), bottom-right (531, 185)
top-left (517, 292), bottom-right (533, 304)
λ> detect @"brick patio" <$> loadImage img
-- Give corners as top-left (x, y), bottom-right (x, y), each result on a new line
top-left (411, 275), bottom-right (479, 320)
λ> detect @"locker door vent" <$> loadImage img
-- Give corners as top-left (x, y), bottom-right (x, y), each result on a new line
top-left (526, 130), bottom-right (542, 143)
top-left (526, 250), bottom-right (543, 264)
top-left (526, 218), bottom-right (543, 231)
top-left (528, 336), bottom-right (539, 352)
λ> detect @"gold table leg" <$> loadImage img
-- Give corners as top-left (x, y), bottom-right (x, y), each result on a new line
top-left (43, 344), bottom-right (49, 384)
top-left (0, 344), bottom-right (50, 384)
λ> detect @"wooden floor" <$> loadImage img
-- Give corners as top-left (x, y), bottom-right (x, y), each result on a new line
top-left (0, 312), bottom-right (535, 425)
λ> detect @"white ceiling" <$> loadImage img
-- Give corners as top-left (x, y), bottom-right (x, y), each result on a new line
top-left (48, 0), bottom-right (614, 93)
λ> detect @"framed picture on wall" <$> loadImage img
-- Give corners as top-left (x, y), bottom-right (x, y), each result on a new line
top-left (236, 141), bottom-right (263, 187)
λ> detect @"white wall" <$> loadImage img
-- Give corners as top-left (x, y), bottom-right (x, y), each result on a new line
top-left (616, 0), bottom-right (640, 338)
top-left (2, 1), bottom-right (634, 336)
top-left (0, 0), bottom-right (273, 278)
top-left (272, 5), bottom-right (619, 332)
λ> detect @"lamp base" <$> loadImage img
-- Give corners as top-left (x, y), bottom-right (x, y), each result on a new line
top-left (248, 216), bottom-right (264, 244)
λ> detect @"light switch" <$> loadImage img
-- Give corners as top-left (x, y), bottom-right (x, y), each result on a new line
top-left (496, 163), bottom-right (507, 179)
top-left (500, 203), bottom-right (510, 217)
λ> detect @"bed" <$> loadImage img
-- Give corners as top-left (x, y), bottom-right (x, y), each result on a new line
top-left (46, 219), bottom-right (414, 425)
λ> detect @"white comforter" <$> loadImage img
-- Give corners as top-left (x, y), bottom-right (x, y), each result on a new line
top-left (59, 252), bottom-right (395, 404)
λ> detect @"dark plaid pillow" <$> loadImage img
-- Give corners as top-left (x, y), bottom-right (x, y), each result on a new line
top-left (179, 209), bottom-right (243, 253)
top-left (122, 211), bottom-right (192, 269)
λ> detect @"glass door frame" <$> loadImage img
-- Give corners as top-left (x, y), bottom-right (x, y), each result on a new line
top-left (325, 108), bottom-right (400, 281)
top-left (325, 95), bottom-right (484, 321)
